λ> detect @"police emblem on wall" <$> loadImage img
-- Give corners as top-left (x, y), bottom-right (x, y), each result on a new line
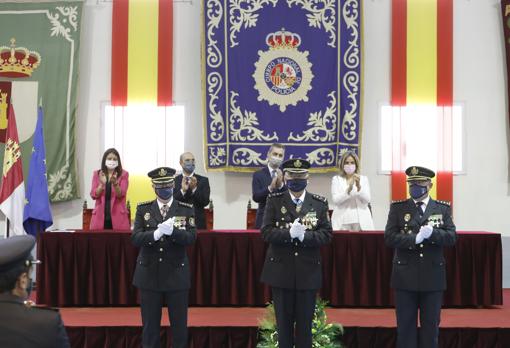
top-left (253, 29), bottom-right (313, 112)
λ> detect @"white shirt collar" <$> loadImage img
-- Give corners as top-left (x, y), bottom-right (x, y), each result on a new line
top-left (157, 197), bottom-right (173, 210)
top-left (413, 195), bottom-right (430, 208)
top-left (182, 171), bottom-right (194, 178)
top-left (289, 190), bottom-right (306, 203)
top-left (267, 164), bottom-right (278, 173)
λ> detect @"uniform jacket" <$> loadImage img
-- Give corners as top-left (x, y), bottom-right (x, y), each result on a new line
top-left (90, 169), bottom-right (131, 230)
top-left (330, 175), bottom-right (374, 230)
top-left (0, 292), bottom-right (69, 348)
top-left (384, 198), bottom-right (457, 291)
top-left (260, 191), bottom-right (333, 290)
top-left (252, 167), bottom-right (287, 229)
top-left (173, 173), bottom-right (211, 230)
top-left (131, 199), bottom-right (197, 291)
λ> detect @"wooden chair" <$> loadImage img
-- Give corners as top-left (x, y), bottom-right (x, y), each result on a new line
top-left (246, 200), bottom-right (257, 229)
top-left (82, 200), bottom-right (131, 230)
top-left (204, 200), bottom-right (214, 230)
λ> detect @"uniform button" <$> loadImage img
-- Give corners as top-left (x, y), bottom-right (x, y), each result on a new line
top-left (397, 261), bottom-right (401, 264)
top-left (420, 244), bottom-right (424, 248)
top-left (270, 257), bottom-right (274, 261)
top-left (294, 252), bottom-right (298, 256)
top-left (419, 253), bottom-right (423, 258)
top-left (148, 242), bottom-right (152, 245)
top-left (181, 263), bottom-right (185, 266)
top-left (408, 247), bottom-right (412, 250)
top-left (159, 248), bottom-right (163, 252)
top-left (159, 258), bottom-right (163, 262)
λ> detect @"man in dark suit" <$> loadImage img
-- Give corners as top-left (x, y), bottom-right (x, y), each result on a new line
top-left (252, 143), bottom-right (287, 228)
top-left (173, 152), bottom-right (211, 229)
top-left (0, 235), bottom-right (69, 348)
top-left (132, 167), bottom-right (197, 348)
top-left (384, 166), bottom-right (457, 348)
top-left (261, 158), bottom-right (333, 348)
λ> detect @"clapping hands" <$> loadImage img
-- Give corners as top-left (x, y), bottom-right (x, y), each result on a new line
top-left (289, 218), bottom-right (306, 242)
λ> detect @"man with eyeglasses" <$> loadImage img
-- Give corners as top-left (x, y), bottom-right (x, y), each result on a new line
top-left (385, 166), bottom-right (457, 348)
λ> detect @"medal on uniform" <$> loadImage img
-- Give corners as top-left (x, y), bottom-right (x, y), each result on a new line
top-left (296, 205), bottom-right (302, 213)
top-left (281, 206), bottom-right (287, 214)
top-left (404, 213), bottom-right (411, 222)
top-left (144, 212), bottom-right (151, 221)
top-left (189, 217), bottom-right (195, 227)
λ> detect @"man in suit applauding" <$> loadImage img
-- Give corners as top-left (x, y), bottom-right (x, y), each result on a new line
top-left (260, 158), bottom-right (332, 348)
top-left (174, 152), bottom-right (211, 229)
top-left (385, 166), bottom-right (457, 348)
top-left (252, 143), bottom-right (287, 228)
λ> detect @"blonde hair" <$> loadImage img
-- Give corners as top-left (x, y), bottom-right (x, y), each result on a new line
top-left (338, 150), bottom-right (360, 177)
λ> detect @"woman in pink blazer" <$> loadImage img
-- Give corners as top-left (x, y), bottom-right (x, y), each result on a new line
top-left (90, 148), bottom-right (130, 230)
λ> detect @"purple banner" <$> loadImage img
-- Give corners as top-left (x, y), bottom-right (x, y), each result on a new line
top-left (203, 0), bottom-right (362, 172)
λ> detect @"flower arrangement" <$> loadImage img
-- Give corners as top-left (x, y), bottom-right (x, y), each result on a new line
top-left (257, 298), bottom-right (344, 347)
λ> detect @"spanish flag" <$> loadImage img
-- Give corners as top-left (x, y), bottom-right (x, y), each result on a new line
top-left (111, 0), bottom-right (173, 106)
top-left (391, 0), bottom-right (453, 204)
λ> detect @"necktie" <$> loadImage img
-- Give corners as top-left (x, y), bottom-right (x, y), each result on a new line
top-left (416, 202), bottom-right (424, 217)
top-left (161, 204), bottom-right (169, 219)
top-left (271, 170), bottom-right (276, 179)
top-left (294, 198), bottom-right (302, 212)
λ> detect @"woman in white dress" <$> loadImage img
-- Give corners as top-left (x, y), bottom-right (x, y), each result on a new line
top-left (330, 151), bottom-right (374, 231)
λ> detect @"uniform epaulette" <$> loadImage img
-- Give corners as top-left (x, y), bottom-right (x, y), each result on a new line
top-left (178, 201), bottom-right (193, 209)
top-left (268, 191), bottom-right (284, 198)
top-left (137, 200), bottom-right (152, 206)
top-left (391, 199), bottom-right (407, 204)
top-left (312, 194), bottom-right (327, 203)
top-left (436, 200), bottom-right (451, 206)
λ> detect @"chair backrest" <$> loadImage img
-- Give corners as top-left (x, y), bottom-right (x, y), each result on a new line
top-left (204, 200), bottom-right (214, 230)
top-left (246, 200), bottom-right (257, 229)
top-left (82, 200), bottom-right (131, 230)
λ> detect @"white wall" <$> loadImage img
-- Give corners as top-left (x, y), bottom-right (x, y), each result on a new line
top-left (51, 1), bottom-right (509, 284)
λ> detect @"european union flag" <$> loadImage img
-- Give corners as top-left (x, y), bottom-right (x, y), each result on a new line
top-left (23, 107), bottom-right (53, 236)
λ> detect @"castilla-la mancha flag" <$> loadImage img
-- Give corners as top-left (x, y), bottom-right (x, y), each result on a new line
top-left (0, 104), bottom-right (25, 236)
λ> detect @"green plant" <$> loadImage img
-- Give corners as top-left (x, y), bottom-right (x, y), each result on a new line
top-left (257, 298), bottom-right (344, 348)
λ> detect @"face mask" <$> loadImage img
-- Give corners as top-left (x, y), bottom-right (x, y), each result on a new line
top-left (268, 156), bottom-right (283, 168)
top-left (183, 163), bottom-right (195, 173)
top-left (344, 164), bottom-right (356, 175)
top-left (286, 179), bottom-right (307, 192)
top-left (409, 184), bottom-right (428, 199)
top-left (105, 160), bottom-right (118, 169)
top-left (155, 187), bottom-right (173, 200)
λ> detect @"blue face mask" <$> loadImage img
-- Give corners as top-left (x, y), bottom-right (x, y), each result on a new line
top-left (286, 179), bottom-right (307, 192)
top-left (183, 163), bottom-right (195, 173)
top-left (409, 184), bottom-right (428, 199)
top-left (155, 187), bottom-right (173, 200)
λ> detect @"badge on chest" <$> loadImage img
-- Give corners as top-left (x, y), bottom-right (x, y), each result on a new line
top-left (426, 214), bottom-right (443, 228)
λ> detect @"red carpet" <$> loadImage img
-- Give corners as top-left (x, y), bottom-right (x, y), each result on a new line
top-left (59, 290), bottom-right (510, 347)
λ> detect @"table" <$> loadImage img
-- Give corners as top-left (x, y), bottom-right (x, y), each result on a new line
top-left (36, 231), bottom-right (502, 307)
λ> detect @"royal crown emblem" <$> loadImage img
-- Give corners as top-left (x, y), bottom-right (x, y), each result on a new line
top-left (410, 167), bottom-right (419, 176)
top-left (253, 29), bottom-right (313, 112)
top-left (294, 159), bottom-right (302, 168)
top-left (0, 38), bottom-right (41, 78)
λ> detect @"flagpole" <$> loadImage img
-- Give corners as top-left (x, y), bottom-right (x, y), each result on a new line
top-left (5, 217), bottom-right (9, 238)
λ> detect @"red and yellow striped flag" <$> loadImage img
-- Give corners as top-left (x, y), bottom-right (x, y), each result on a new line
top-left (391, 0), bottom-right (453, 204)
top-left (111, 0), bottom-right (173, 106)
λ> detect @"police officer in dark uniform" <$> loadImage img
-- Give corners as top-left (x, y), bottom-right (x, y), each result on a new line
top-left (0, 235), bottom-right (69, 348)
top-left (260, 158), bottom-right (333, 348)
top-left (132, 167), bottom-right (197, 348)
top-left (384, 166), bottom-right (457, 348)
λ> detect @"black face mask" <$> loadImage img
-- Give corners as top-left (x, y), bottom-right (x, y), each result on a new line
top-left (286, 179), bottom-right (308, 192)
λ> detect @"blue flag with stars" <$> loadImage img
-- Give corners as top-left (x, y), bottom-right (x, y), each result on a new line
top-left (23, 107), bottom-right (53, 236)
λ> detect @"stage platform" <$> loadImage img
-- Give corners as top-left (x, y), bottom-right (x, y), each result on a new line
top-left (61, 290), bottom-right (510, 348)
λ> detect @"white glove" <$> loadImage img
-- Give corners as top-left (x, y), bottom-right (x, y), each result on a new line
top-left (419, 225), bottom-right (433, 239)
top-left (290, 218), bottom-right (306, 241)
top-left (159, 220), bottom-right (174, 236)
top-left (415, 232), bottom-right (424, 244)
top-left (162, 217), bottom-right (175, 227)
top-left (289, 218), bottom-right (301, 239)
top-left (153, 228), bottom-right (164, 241)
